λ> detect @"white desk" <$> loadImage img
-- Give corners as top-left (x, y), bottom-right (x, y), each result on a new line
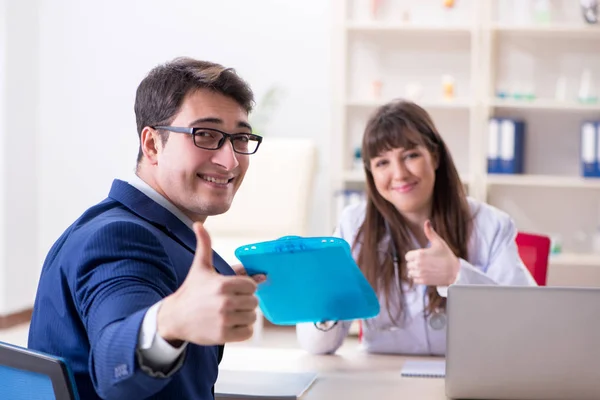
top-left (220, 328), bottom-right (447, 399)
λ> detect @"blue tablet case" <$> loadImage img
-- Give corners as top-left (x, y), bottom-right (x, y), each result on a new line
top-left (234, 236), bottom-right (380, 325)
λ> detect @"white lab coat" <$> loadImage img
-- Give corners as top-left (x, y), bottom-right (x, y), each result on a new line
top-left (296, 197), bottom-right (536, 356)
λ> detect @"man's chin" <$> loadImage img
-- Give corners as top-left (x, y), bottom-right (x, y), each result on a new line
top-left (207, 207), bottom-right (230, 217)
top-left (198, 203), bottom-right (232, 218)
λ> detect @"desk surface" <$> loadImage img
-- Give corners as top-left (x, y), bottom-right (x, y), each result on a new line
top-left (220, 327), bottom-right (447, 399)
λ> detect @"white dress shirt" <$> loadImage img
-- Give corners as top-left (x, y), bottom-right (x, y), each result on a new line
top-left (296, 197), bottom-right (537, 356)
top-left (126, 174), bottom-right (194, 374)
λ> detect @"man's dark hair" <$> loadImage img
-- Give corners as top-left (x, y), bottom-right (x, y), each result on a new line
top-left (134, 57), bottom-right (255, 163)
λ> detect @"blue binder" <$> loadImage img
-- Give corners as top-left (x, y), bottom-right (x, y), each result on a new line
top-left (581, 121), bottom-right (597, 177)
top-left (597, 121), bottom-right (600, 177)
top-left (487, 118), bottom-right (501, 173)
top-left (498, 118), bottom-right (525, 174)
top-left (235, 236), bottom-right (380, 325)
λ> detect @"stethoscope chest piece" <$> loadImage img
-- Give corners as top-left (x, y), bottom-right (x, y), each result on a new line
top-left (429, 311), bottom-right (447, 330)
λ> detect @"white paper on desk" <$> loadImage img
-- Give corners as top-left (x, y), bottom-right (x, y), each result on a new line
top-left (215, 370), bottom-right (318, 399)
top-left (400, 360), bottom-right (446, 378)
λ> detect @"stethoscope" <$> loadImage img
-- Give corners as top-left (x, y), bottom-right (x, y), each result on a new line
top-left (581, 0), bottom-right (598, 24)
top-left (361, 224), bottom-right (448, 353)
top-left (386, 224), bottom-right (447, 354)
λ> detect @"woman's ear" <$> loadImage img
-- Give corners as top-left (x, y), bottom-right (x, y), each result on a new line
top-left (432, 149), bottom-right (440, 171)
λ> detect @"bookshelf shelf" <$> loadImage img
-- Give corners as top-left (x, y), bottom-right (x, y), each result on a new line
top-left (342, 169), bottom-right (366, 183)
top-left (346, 22), bottom-right (472, 34)
top-left (490, 98), bottom-right (600, 112)
top-left (492, 23), bottom-right (600, 37)
top-left (486, 175), bottom-right (600, 189)
top-left (347, 99), bottom-right (473, 109)
top-left (549, 253), bottom-right (600, 267)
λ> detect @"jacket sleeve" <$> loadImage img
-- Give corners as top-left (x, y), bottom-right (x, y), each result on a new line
top-left (72, 220), bottom-right (185, 399)
top-left (437, 212), bottom-right (537, 297)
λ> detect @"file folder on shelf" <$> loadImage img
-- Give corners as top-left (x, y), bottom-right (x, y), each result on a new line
top-left (488, 118), bottom-right (525, 174)
top-left (487, 118), bottom-right (501, 174)
top-left (235, 236), bottom-right (380, 325)
top-left (597, 121), bottom-right (600, 177)
top-left (581, 121), bottom-right (597, 178)
top-left (498, 118), bottom-right (525, 174)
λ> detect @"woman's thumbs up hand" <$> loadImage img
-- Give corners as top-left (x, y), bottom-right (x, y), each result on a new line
top-left (404, 220), bottom-right (460, 286)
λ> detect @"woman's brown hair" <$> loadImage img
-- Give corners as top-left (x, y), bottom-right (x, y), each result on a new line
top-left (355, 99), bottom-right (472, 323)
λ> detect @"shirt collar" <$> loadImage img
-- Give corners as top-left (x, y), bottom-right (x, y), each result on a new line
top-left (125, 173), bottom-right (195, 230)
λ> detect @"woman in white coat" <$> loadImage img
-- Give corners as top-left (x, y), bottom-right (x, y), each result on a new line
top-left (296, 100), bottom-right (536, 356)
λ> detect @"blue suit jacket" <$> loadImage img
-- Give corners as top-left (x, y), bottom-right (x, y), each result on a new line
top-left (28, 179), bottom-right (236, 400)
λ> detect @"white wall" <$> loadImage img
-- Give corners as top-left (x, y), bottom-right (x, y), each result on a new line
top-left (0, 0), bottom-right (40, 314)
top-left (0, 0), bottom-right (6, 313)
top-left (0, 0), bottom-right (332, 314)
top-left (32, 0), bottom-right (333, 311)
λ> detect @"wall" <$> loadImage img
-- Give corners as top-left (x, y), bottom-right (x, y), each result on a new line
top-left (0, 0), bottom-right (6, 313)
top-left (0, 0), bottom-right (333, 314)
top-left (0, 0), bottom-right (40, 315)
top-left (30, 0), bottom-right (332, 313)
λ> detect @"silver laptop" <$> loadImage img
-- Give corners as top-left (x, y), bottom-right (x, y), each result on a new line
top-left (445, 285), bottom-right (600, 400)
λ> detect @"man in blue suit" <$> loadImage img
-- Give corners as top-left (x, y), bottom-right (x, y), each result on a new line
top-left (28, 57), bottom-right (266, 399)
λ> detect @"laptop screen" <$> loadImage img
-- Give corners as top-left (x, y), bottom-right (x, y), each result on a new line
top-left (0, 342), bottom-right (78, 400)
top-left (0, 364), bottom-right (56, 399)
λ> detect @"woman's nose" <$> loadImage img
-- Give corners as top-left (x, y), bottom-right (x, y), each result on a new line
top-left (391, 159), bottom-right (409, 180)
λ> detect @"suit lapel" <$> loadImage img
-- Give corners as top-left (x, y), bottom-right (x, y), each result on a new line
top-left (212, 251), bottom-right (235, 276)
top-left (108, 179), bottom-right (235, 276)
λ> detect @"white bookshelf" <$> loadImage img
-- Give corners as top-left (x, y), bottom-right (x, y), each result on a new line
top-left (550, 253), bottom-right (600, 267)
top-left (331, 0), bottom-right (600, 270)
top-left (490, 98), bottom-right (600, 112)
top-left (342, 169), bottom-right (366, 183)
top-left (346, 98), bottom-right (473, 109)
top-left (492, 23), bottom-right (600, 37)
top-left (486, 174), bottom-right (600, 189)
top-left (346, 22), bottom-right (472, 34)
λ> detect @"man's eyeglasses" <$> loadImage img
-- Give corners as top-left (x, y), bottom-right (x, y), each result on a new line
top-left (152, 126), bottom-right (262, 155)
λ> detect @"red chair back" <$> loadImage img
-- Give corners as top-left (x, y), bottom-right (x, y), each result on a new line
top-left (515, 232), bottom-right (551, 286)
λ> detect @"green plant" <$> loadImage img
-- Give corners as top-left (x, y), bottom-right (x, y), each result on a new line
top-left (250, 85), bottom-right (287, 136)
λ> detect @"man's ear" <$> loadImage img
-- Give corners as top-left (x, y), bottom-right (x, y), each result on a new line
top-left (140, 127), bottom-right (161, 165)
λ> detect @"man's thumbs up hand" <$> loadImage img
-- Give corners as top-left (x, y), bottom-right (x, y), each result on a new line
top-left (189, 221), bottom-right (220, 275)
top-left (157, 222), bottom-right (259, 346)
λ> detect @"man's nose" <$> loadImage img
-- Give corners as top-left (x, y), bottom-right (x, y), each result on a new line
top-left (210, 139), bottom-right (240, 171)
